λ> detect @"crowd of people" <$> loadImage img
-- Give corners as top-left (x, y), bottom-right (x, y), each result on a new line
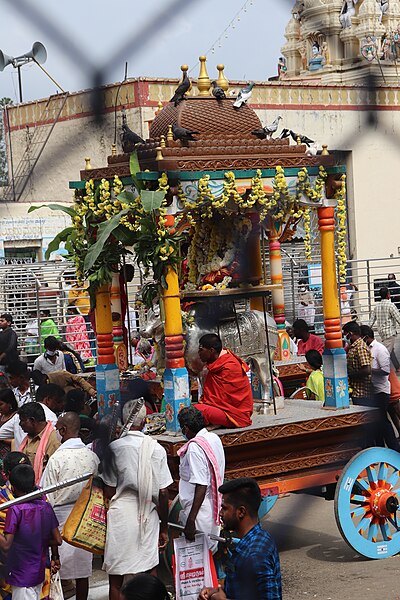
top-left (0, 272), bottom-right (399, 600)
top-left (0, 312), bottom-right (283, 600)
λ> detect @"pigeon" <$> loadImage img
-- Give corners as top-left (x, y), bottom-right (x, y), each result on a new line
top-left (121, 110), bottom-right (145, 153)
top-left (172, 123), bottom-right (199, 143)
top-left (233, 82), bottom-right (255, 109)
top-left (280, 128), bottom-right (291, 139)
top-left (211, 81), bottom-right (226, 101)
top-left (289, 130), bottom-right (314, 147)
top-left (252, 116), bottom-right (283, 140)
top-left (305, 142), bottom-right (318, 157)
top-left (170, 70), bottom-right (191, 106)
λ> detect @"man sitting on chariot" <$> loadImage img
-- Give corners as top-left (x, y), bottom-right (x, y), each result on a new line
top-left (196, 334), bottom-right (253, 429)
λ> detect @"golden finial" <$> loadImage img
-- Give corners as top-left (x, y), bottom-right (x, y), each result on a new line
top-left (216, 64), bottom-right (229, 92)
top-left (321, 144), bottom-right (329, 155)
top-left (157, 100), bottom-right (163, 113)
top-left (296, 136), bottom-right (301, 145)
top-left (111, 143), bottom-right (117, 156)
top-left (156, 146), bottom-right (164, 161)
top-left (197, 56), bottom-right (211, 96)
top-left (160, 135), bottom-right (166, 148)
top-left (167, 124), bottom-right (174, 142)
top-left (84, 157), bottom-right (92, 170)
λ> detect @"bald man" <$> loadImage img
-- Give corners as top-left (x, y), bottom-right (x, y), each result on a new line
top-left (41, 412), bottom-right (99, 600)
top-left (102, 402), bottom-right (173, 600)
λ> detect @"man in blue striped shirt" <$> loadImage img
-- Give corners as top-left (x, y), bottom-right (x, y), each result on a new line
top-left (199, 478), bottom-right (282, 600)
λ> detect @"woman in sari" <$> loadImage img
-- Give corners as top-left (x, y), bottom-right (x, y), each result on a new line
top-left (66, 307), bottom-right (93, 362)
top-left (0, 452), bottom-right (51, 600)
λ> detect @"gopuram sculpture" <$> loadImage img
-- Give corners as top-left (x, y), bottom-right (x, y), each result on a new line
top-left (281, 0), bottom-right (400, 83)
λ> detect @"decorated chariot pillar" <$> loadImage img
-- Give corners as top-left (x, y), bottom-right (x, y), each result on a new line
top-left (110, 272), bottom-right (128, 371)
top-left (163, 265), bottom-right (190, 433)
top-left (268, 223), bottom-right (291, 361)
top-left (318, 203), bottom-right (349, 409)
top-left (95, 284), bottom-right (121, 416)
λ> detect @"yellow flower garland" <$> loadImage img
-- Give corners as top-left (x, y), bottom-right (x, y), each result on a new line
top-left (335, 174), bottom-right (347, 283)
top-left (303, 207), bottom-right (312, 261)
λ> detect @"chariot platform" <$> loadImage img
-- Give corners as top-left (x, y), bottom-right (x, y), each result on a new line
top-left (155, 400), bottom-right (377, 497)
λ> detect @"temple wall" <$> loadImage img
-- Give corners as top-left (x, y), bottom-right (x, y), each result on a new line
top-left (0, 78), bottom-right (399, 261)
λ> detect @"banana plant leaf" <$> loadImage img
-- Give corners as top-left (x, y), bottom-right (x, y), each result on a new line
top-left (129, 152), bottom-right (142, 192)
top-left (45, 227), bottom-right (75, 259)
top-left (141, 190), bottom-right (166, 213)
top-left (84, 208), bottom-right (130, 272)
top-left (28, 203), bottom-right (77, 217)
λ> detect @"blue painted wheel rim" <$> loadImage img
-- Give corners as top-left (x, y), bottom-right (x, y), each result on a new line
top-left (259, 494), bottom-right (279, 520)
top-left (335, 448), bottom-right (400, 559)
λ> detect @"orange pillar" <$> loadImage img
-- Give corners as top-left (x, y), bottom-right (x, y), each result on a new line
top-left (95, 284), bottom-right (121, 415)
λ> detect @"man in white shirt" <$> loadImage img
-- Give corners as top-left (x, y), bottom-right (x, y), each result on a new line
top-left (370, 287), bottom-right (400, 370)
top-left (42, 412), bottom-right (99, 600)
top-left (102, 402), bottom-right (173, 600)
top-left (177, 406), bottom-right (225, 553)
top-left (33, 337), bottom-right (65, 375)
top-left (7, 361), bottom-right (33, 407)
top-left (361, 325), bottom-right (400, 451)
top-left (0, 384), bottom-right (65, 448)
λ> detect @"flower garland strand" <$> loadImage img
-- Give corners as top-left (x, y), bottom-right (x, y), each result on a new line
top-left (335, 174), bottom-right (347, 283)
top-left (303, 207), bottom-right (312, 261)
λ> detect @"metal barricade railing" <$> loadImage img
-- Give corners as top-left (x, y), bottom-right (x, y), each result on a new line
top-left (0, 260), bottom-right (143, 365)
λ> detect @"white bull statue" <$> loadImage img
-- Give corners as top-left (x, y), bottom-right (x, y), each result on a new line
top-left (141, 302), bottom-right (278, 401)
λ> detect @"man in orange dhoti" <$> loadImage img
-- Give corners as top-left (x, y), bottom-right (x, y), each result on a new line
top-left (196, 334), bottom-right (253, 428)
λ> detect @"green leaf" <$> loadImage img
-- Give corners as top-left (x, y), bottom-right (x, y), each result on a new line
top-left (129, 152), bottom-right (142, 191)
top-left (84, 209), bottom-right (130, 272)
top-left (117, 190), bottom-right (136, 204)
top-left (141, 190), bottom-right (166, 213)
top-left (45, 226), bottom-right (75, 259)
top-left (113, 224), bottom-right (137, 246)
top-left (28, 203), bottom-right (77, 217)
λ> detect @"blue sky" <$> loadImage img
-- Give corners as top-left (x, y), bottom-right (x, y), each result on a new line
top-left (0, 0), bottom-right (292, 103)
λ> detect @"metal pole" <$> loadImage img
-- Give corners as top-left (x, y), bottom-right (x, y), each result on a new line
top-left (4, 105), bottom-right (15, 202)
top-left (32, 58), bottom-right (65, 93)
top-left (366, 259), bottom-right (372, 315)
top-left (36, 279), bottom-right (42, 354)
top-left (0, 473), bottom-right (92, 511)
top-left (262, 294), bottom-right (277, 415)
top-left (17, 66), bottom-right (23, 104)
top-left (122, 256), bottom-right (133, 365)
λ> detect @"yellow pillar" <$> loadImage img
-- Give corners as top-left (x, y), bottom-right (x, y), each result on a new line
top-left (318, 206), bottom-right (349, 408)
top-left (162, 265), bottom-right (190, 432)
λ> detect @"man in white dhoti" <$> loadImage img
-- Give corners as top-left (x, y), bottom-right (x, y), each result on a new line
top-left (177, 406), bottom-right (225, 553)
top-left (41, 412), bottom-right (99, 600)
top-left (102, 402), bottom-right (173, 600)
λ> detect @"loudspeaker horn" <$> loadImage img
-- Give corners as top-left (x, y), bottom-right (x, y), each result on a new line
top-left (17, 41), bottom-right (47, 65)
top-left (0, 50), bottom-right (14, 72)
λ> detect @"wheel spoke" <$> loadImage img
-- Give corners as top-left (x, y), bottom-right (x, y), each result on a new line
top-left (357, 515), bottom-right (372, 533)
top-left (351, 505), bottom-right (368, 517)
top-left (366, 465), bottom-right (377, 488)
top-left (368, 522), bottom-right (378, 542)
top-left (387, 471), bottom-right (400, 489)
top-left (380, 522), bottom-right (392, 541)
top-left (354, 478), bottom-right (370, 493)
top-left (351, 494), bottom-right (368, 503)
top-left (378, 462), bottom-right (388, 483)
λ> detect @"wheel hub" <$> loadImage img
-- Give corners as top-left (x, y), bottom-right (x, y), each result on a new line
top-left (369, 488), bottom-right (399, 518)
